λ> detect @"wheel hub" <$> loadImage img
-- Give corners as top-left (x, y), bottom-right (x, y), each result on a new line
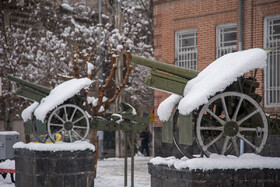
top-left (64, 121), bottom-right (73, 131)
top-left (224, 121), bottom-right (239, 137)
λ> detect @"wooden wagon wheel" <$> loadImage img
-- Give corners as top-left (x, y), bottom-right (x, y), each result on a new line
top-left (196, 91), bottom-right (268, 157)
top-left (47, 104), bottom-right (90, 143)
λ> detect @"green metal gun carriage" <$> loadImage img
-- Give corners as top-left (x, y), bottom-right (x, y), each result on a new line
top-left (8, 75), bottom-right (147, 144)
top-left (130, 49), bottom-right (280, 158)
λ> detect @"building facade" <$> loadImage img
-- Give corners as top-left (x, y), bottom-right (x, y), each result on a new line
top-left (152, 0), bottom-right (280, 156)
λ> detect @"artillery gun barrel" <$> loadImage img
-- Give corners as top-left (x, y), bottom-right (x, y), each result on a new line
top-left (8, 75), bottom-right (51, 95)
top-left (131, 55), bottom-right (199, 80)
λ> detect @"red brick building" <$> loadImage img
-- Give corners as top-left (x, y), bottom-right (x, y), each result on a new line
top-left (152, 0), bottom-right (280, 156)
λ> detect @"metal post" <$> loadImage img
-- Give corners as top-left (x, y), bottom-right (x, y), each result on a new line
top-left (238, 0), bottom-right (243, 51)
top-left (124, 131), bottom-right (128, 186)
top-left (131, 131), bottom-right (134, 187)
top-left (239, 0), bottom-right (245, 155)
top-left (0, 77), bottom-right (2, 96)
top-left (98, 0), bottom-right (103, 82)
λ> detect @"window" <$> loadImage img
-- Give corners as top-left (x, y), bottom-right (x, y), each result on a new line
top-left (216, 23), bottom-right (237, 58)
top-left (264, 15), bottom-right (280, 107)
top-left (175, 30), bottom-right (197, 70)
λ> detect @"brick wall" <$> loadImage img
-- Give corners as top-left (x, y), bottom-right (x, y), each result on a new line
top-left (153, 0), bottom-right (280, 127)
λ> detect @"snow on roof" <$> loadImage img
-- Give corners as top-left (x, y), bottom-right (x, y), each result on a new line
top-left (34, 78), bottom-right (93, 121)
top-left (158, 48), bottom-right (267, 121)
top-left (0, 131), bottom-right (19, 135)
top-left (150, 154), bottom-right (280, 171)
top-left (13, 141), bottom-right (95, 152)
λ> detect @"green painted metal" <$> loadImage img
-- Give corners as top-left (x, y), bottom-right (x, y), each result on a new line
top-left (179, 113), bottom-right (193, 145)
top-left (8, 75), bottom-right (51, 95)
top-left (34, 119), bottom-right (47, 135)
top-left (268, 114), bottom-right (280, 135)
top-left (145, 71), bottom-right (188, 95)
top-left (131, 55), bottom-right (199, 80)
top-left (162, 116), bottom-right (173, 143)
top-left (24, 120), bottom-right (33, 135)
top-left (131, 131), bottom-right (134, 187)
top-left (90, 117), bottom-right (146, 132)
top-left (17, 86), bottom-right (48, 102)
top-left (124, 132), bottom-right (128, 186)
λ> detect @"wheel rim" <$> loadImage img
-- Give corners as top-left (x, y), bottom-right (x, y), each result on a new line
top-left (196, 92), bottom-right (268, 157)
top-left (47, 104), bottom-right (90, 143)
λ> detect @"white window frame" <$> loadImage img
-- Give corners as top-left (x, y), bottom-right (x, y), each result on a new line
top-left (175, 29), bottom-right (197, 70)
top-left (264, 15), bottom-right (280, 107)
top-left (216, 23), bottom-right (237, 58)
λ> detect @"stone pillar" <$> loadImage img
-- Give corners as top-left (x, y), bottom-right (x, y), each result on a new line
top-left (148, 163), bottom-right (280, 187)
top-left (14, 148), bottom-right (95, 187)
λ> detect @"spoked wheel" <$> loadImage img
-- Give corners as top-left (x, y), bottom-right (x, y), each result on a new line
top-left (47, 104), bottom-right (90, 143)
top-left (32, 115), bottom-right (48, 143)
top-left (196, 91), bottom-right (268, 157)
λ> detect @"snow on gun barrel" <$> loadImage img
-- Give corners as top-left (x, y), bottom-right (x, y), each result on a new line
top-left (158, 48), bottom-right (268, 121)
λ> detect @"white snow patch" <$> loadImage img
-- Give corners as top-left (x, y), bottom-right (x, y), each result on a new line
top-left (21, 102), bottom-right (39, 122)
top-left (87, 62), bottom-right (94, 75)
top-left (157, 94), bottom-right (182, 121)
top-left (13, 141), bottom-right (95, 152)
top-left (98, 106), bottom-right (105, 113)
top-left (34, 78), bottom-right (93, 121)
top-left (0, 160), bottom-right (15, 170)
top-left (0, 131), bottom-right (19, 135)
top-left (150, 153), bottom-right (280, 171)
top-left (61, 3), bottom-right (74, 12)
top-left (111, 113), bottom-right (124, 124)
top-left (87, 96), bottom-right (98, 106)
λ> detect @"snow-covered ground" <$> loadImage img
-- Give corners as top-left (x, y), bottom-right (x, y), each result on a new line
top-left (0, 156), bottom-right (151, 187)
top-left (95, 156), bottom-right (151, 187)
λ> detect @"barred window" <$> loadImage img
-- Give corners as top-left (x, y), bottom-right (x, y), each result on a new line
top-left (175, 30), bottom-right (197, 70)
top-left (216, 23), bottom-right (237, 58)
top-left (264, 15), bottom-right (280, 107)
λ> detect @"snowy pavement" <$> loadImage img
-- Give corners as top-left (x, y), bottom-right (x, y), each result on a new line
top-left (0, 156), bottom-right (151, 187)
top-left (95, 156), bottom-right (151, 187)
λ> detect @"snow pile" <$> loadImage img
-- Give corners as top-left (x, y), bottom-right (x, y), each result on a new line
top-left (0, 160), bottom-right (15, 170)
top-left (13, 141), bottom-right (95, 152)
top-left (150, 153), bottom-right (280, 171)
top-left (158, 48), bottom-right (267, 121)
top-left (34, 78), bottom-right (93, 121)
top-left (157, 94), bottom-right (182, 121)
top-left (0, 131), bottom-right (19, 135)
top-left (21, 102), bottom-right (39, 122)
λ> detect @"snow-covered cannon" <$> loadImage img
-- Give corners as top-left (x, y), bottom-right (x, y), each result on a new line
top-left (131, 48), bottom-right (279, 158)
top-left (8, 76), bottom-right (147, 143)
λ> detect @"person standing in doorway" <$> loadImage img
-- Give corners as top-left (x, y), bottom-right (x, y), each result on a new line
top-left (140, 128), bottom-right (150, 156)
top-left (97, 131), bottom-right (104, 160)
